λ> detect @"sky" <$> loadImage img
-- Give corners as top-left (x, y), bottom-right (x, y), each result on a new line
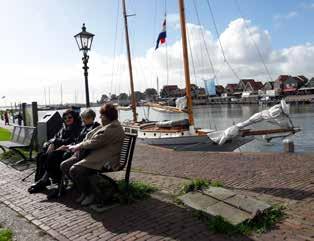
top-left (1, 0), bottom-right (314, 105)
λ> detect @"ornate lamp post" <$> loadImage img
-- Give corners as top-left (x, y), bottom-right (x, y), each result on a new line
top-left (74, 23), bottom-right (95, 107)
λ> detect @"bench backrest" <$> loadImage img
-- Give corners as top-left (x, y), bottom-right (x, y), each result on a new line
top-left (11, 125), bottom-right (36, 146)
top-left (119, 133), bottom-right (137, 171)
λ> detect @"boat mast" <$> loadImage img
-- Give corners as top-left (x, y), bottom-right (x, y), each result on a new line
top-left (178, 0), bottom-right (194, 126)
top-left (122, 0), bottom-right (137, 122)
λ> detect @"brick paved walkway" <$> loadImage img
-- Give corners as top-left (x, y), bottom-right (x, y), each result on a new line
top-left (0, 144), bottom-right (313, 240)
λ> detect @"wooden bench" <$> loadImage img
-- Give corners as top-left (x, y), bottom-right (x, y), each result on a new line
top-left (58, 133), bottom-right (137, 198)
top-left (0, 125), bottom-right (36, 162)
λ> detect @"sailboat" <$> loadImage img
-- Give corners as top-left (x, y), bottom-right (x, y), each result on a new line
top-left (120, 0), bottom-right (299, 152)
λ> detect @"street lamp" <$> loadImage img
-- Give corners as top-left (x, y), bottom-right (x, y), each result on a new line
top-left (74, 23), bottom-right (95, 107)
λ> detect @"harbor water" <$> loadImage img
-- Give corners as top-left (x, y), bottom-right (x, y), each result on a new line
top-left (39, 104), bottom-right (314, 153)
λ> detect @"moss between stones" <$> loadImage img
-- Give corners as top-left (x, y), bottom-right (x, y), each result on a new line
top-left (194, 204), bottom-right (286, 236)
top-left (0, 228), bottom-right (13, 241)
top-left (115, 180), bottom-right (158, 204)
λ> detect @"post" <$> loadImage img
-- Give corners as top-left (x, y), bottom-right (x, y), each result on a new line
top-left (178, 0), bottom-right (194, 126)
top-left (31, 101), bottom-right (39, 150)
top-left (21, 103), bottom-right (27, 126)
top-left (31, 102), bottom-right (38, 127)
top-left (122, 0), bottom-right (137, 122)
top-left (283, 139), bottom-right (294, 153)
top-left (83, 52), bottom-right (90, 107)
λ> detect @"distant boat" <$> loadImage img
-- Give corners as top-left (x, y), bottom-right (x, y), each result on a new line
top-left (148, 103), bottom-right (186, 113)
top-left (117, 105), bottom-right (132, 111)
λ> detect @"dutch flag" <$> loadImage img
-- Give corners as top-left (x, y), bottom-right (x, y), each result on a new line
top-left (155, 18), bottom-right (166, 50)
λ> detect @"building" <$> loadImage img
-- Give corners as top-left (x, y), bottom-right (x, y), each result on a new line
top-left (237, 79), bottom-right (255, 91)
top-left (274, 75), bottom-right (289, 95)
top-left (225, 84), bottom-right (238, 95)
top-left (215, 85), bottom-right (225, 96)
top-left (160, 85), bottom-right (181, 98)
top-left (298, 77), bottom-right (314, 95)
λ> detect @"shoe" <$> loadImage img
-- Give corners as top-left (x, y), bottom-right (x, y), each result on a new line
top-left (75, 193), bottom-right (86, 204)
top-left (81, 194), bottom-right (95, 206)
top-left (28, 179), bottom-right (51, 194)
top-left (47, 188), bottom-right (59, 199)
top-left (89, 203), bottom-right (118, 213)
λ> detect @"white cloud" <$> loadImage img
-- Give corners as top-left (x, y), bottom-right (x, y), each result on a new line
top-left (301, 2), bottom-right (314, 9)
top-left (2, 17), bottom-right (314, 105)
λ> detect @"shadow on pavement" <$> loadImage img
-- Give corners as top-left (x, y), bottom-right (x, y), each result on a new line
top-left (250, 187), bottom-right (314, 200)
top-left (43, 189), bottom-right (255, 241)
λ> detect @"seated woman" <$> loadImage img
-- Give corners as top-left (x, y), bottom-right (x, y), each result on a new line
top-left (46, 109), bottom-right (100, 198)
top-left (67, 103), bottom-right (125, 206)
top-left (28, 109), bottom-right (82, 193)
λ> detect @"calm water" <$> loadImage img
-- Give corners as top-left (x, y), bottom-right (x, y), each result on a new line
top-left (39, 104), bottom-right (314, 153)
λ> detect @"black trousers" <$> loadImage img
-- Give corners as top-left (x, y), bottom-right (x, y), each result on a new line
top-left (35, 150), bottom-right (71, 183)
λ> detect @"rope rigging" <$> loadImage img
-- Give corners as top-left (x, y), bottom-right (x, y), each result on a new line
top-left (110, 0), bottom-right (120, 95)
top-left (234, 0), bottom-right (273, 82)
top-left (205, 0), bottom-right (241, 81)
top-left (191, 0), bottom-right (217, 82)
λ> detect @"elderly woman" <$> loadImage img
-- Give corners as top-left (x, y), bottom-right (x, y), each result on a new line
top-left (58, 109), bottom-right (100, 184)
top-left (45, 108), bottom-right (100, 199)
top-left (28, 109), bottom-right (82, 193)
top-left (68, 103), bottom-right (125, 206)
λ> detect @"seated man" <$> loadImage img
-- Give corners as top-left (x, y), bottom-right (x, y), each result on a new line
top-left (67, 103), bottom-right (125, 206)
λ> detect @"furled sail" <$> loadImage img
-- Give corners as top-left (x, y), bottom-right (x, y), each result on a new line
top-left (208, 100), bottom-right (293, 145)
top-left (176, 96), bottom-right (187, 110)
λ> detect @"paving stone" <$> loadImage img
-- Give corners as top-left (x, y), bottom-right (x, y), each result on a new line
top-left (202, 187), bottom-right (236, 200)
top-left (205, 201), bottom-right (252, 225)
top-left (178, 191), bottom-right (219, 211)
top-left (224, 194), bottom-right (271, 216)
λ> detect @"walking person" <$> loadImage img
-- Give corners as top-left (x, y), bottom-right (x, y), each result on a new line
top-left (4, 111), bottom-right (9, 125)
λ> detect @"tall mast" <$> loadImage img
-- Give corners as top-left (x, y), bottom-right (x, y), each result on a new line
top-left (122, 0), bottom-right (137, 122)
top-left (178, 0), bottom-right (194, 126)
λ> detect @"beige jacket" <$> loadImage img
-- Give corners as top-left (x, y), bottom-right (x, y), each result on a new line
top-left (75, 120), bottom-right (125, 171)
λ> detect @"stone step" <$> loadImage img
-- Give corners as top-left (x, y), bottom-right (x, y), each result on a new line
top-left (179, 187), bottom-right (271, 225)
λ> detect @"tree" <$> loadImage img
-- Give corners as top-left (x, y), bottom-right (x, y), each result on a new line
top-left (110, 94), bottom-right (118, 100)
top-left (99, 94), bottom-right (109, 104)
top-left (118, 93), bottom-right (129, 100)
top-left (144, 88), bottom-right (158, 100)
top-left (130, 91), bottom-right (144, 102)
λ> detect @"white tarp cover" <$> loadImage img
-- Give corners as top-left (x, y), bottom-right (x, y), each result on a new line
top-left (208, 100), bottom-right (291, 145)
top-left (176, 96), bottom-right (187, 110)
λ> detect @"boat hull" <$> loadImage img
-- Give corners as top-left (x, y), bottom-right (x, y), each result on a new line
top-left (137, 134), bottom-right (253, 152)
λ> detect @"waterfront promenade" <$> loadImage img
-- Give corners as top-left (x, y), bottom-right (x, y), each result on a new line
top-left (0, 123), bottom-right (313, 240)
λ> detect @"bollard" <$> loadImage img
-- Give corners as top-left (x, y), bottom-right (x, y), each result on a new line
top-left (283, 138), bottom-right (294, 153)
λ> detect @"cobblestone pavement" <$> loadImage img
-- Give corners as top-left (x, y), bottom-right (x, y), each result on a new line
top-left (0, 143), bottom-right (313, 240)
top-left (0, 203), bottom-right (56, 241)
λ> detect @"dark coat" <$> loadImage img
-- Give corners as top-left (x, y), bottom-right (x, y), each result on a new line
top-left (75, 121), bottom-right (100, 144)
top-left (48, 110), bottom-right (82, 149)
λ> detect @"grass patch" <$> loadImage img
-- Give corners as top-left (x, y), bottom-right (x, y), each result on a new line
top-left (0, 228), bottom-right (13, 241)
top-left (194, 204), bottom-right (286, 236)
top-left (116, 180), bottom-right (157, 204)
top-left (0, 149), bottom-right (34, 161)
top-left (180, 178), bottom-right (224, 194)
top-left (0, 128), bottom-right (11, 141)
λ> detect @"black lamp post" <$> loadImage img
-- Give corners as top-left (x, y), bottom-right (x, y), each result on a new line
top-left (74, 23), bottom-right (95, 107)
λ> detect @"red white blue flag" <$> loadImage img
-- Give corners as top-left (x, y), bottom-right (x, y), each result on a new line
top-left (155, 18), bottom-right (166, 50)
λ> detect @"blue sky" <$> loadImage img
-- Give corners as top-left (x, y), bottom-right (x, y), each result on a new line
top-left (1, 0), bottom-right (314, 104)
